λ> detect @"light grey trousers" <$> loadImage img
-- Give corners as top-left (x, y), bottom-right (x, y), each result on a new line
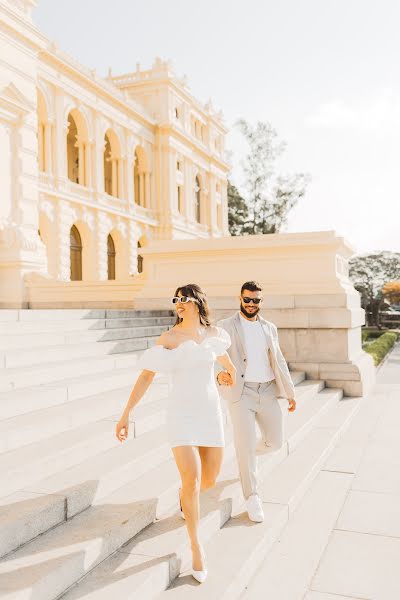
top-left (227, 380), bottom-right (288, 499)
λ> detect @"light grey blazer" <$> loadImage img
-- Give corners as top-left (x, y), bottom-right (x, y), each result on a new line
top-left (216, 312), bottom-right (296, 404)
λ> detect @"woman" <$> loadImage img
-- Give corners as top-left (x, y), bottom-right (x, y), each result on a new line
top-left (116, 283), bottom-right (236, 583)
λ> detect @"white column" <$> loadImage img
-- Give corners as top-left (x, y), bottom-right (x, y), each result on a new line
top-left (44, 122), bottom-right (53, 174)
top-left (126, 153), bottom-right (134, 210)
top-left (56, 200), bottom-right (73, 281)
top-left (128, 221), bottom-right (141, 275)
top-left (85, 140), bottom-right (93, 189)
top-left (144, 172), bottom-right (151, 208)
top-left (54, 91), bottom-right (68, 180)
top-left (77, 138), bottom-right (85, 185)
top-left (118, 157), bottom-right (124, 199)
top-left (111, 158), bottom-right (117, 197)
top-left (139, 173), bottom-right (145, 207)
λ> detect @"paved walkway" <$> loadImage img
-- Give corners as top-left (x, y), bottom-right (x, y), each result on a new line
top-left (245, 344), bottom-right (400, 600)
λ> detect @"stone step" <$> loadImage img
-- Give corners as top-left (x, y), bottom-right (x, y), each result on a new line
top-left (0, 380), bottom-right (334, 598)
top-left (0, 371), bottom-right (304, 450)
top-left (0, 316), bottom-right (175, 335)
top-left (56, 391), bottom-right (352, 600)
top-left (0, 351), bottom-right (141, 391)
top-left (0, 309), bottom-right (174, 322)
top-left (0, 388), bottom-right (170, 498)
top-left (0, 436), bottom-right (235, 600)
top-left (0, 425), bottom-right (170, 558)
top-left (240, 470), bottom-right (353, 600)
top-left (0, 336), bottom-right (159, 369)
top-left (0, 383), bottom-right (167, 453)
top-left (155, 397), bottom-right (360, 600)
top-left (0, 368), bottom-right (168, 421)
top-left (0, 324), bottom-right (171, 351)
top-left (287, 386), bottom-right (342, 451)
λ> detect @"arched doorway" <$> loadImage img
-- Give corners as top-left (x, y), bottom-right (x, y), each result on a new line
top-left (70, 225), bottom-right (82, 281)
top-left (107, 234), bottom-right (116, 280)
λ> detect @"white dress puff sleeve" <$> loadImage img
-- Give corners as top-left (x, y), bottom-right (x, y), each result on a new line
top-left (206, 327), bottom-right (232, 357)
top-left (135, 344), bottom-right (175, 373)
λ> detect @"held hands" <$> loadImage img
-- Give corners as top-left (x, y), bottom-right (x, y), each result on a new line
top-left (287, 398), bottom-right (296, 412)
top-left (217, 370), bottom-right (236, 386)
top-left (116, 412), bottom-right (130, 442)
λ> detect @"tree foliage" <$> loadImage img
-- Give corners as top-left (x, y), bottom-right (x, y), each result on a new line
top-left (227, 181), bottom-right (249, 236)
top-left (227, 119), bottom-right (310, 236)
top-left (349, 252), bottom-right (400, 325)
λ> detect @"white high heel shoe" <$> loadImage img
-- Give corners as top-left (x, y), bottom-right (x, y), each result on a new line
top-left (191, 546), bottom-right (207, 583)
top-left (192, 567), bottom-right (208, 583)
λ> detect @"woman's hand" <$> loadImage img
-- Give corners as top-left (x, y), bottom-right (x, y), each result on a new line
top-left (116, 412), bottom-right (130, 442)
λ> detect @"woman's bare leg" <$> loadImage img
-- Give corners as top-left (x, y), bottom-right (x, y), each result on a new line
top-left (172, 446), bottom-right (204, 571)
top-left (198, 446), bottom-right (224, 491)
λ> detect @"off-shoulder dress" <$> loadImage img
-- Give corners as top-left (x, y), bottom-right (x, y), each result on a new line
top-left (136, 327), bottom-right (231, 448)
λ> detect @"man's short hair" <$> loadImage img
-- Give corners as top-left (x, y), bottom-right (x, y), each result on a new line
top-left (241, 281), bottom-right (263, 295)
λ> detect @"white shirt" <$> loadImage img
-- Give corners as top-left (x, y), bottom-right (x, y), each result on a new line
top-left (240, 314), bottom-right (275, 383)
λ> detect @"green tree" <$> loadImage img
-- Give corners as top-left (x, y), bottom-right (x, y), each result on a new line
top-left (228, 119), bottom-right (309, 235)
top-left (227, 181), bottom-right (249, 236)
top-left (349, 252), bottom-right (400, 326)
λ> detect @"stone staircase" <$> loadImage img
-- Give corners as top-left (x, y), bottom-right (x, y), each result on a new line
top-left (0, 309), bottom-right (361, 600)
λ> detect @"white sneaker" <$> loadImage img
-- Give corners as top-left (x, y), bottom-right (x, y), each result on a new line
top-left (246, 494), bottom-right (264, 522)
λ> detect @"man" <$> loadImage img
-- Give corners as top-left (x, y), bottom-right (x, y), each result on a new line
top-left (217, 281), bottom-right (296, 522)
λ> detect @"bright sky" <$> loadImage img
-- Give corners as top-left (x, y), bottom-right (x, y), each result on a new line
top-left (34, 0), bottom-right (400, 254)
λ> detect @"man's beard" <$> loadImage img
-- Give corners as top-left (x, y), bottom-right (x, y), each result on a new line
top-left (240, 303), bottom-right (260, 319)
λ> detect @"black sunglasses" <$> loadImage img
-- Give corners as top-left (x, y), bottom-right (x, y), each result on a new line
top-left (241, 296), bottom-right (262, 305)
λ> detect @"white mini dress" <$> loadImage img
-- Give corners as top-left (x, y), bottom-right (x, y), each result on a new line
top-left (136, 327), bottom-right (231, 448)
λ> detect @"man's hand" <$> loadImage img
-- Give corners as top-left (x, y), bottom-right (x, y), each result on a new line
top-left (288, 398), bottom-right (296, 412)
top-left (217, 371), bottom-right (233, 386)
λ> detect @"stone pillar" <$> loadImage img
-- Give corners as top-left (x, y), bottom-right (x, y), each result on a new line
top-left (128, 221), bottom-right (142, 276)
top-left (94, 119), bottom-right (105, 194)
top-left (111, 158), bottom-right (117, 197)
top-left (118, 157), bottom-right (124, 200)
top-left (85, 140), bottom-right (93, 189)
top-left (56, 200), bottom-right (74, 281)
top-left (44, 122), bottom-right (53, 174)
top-left (139, 173), bottom-right (145, 207)
top-left (209, 173), bottom-right (218, 233)
top-left (220, 180), bottom-right (229, 235)
top-left (144, 172), bottom-right (151, 208)
top-left (97, 212), bottom-right (111, 280)
top-left (126, 152), bottom-right (135, 210)
top-left (77, 137), bottom-right (85, 185)
top-left (54, 91), bottom-right (68, 181)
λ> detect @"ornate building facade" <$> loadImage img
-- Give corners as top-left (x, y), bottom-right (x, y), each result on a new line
top-left (0, 0), bottom-right (229, 307)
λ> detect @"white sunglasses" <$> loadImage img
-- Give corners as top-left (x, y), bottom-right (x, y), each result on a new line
top-left (171, 296), bottom-right (198, 305)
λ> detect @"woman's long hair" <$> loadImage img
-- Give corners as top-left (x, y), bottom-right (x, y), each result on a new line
top-left (173, 283), bottom-right (211, 327)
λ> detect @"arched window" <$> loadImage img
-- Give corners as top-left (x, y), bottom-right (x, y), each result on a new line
top-left (107, 234), bottom-right (116, 280)
top-left (194, 176), bottom-right (201, 223)
top-left (104, 134), bottom-right (112, 195)
top-left (67, 114), bottom-right (79, 184)
top-left (133, 147), bottom-right (150, 208)
top-left (137, 241), bottom-right (143, 273)
top-left (70, 225), bottom-right (82, 281)
top-left (104, 130), bottom-right (121, 198)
